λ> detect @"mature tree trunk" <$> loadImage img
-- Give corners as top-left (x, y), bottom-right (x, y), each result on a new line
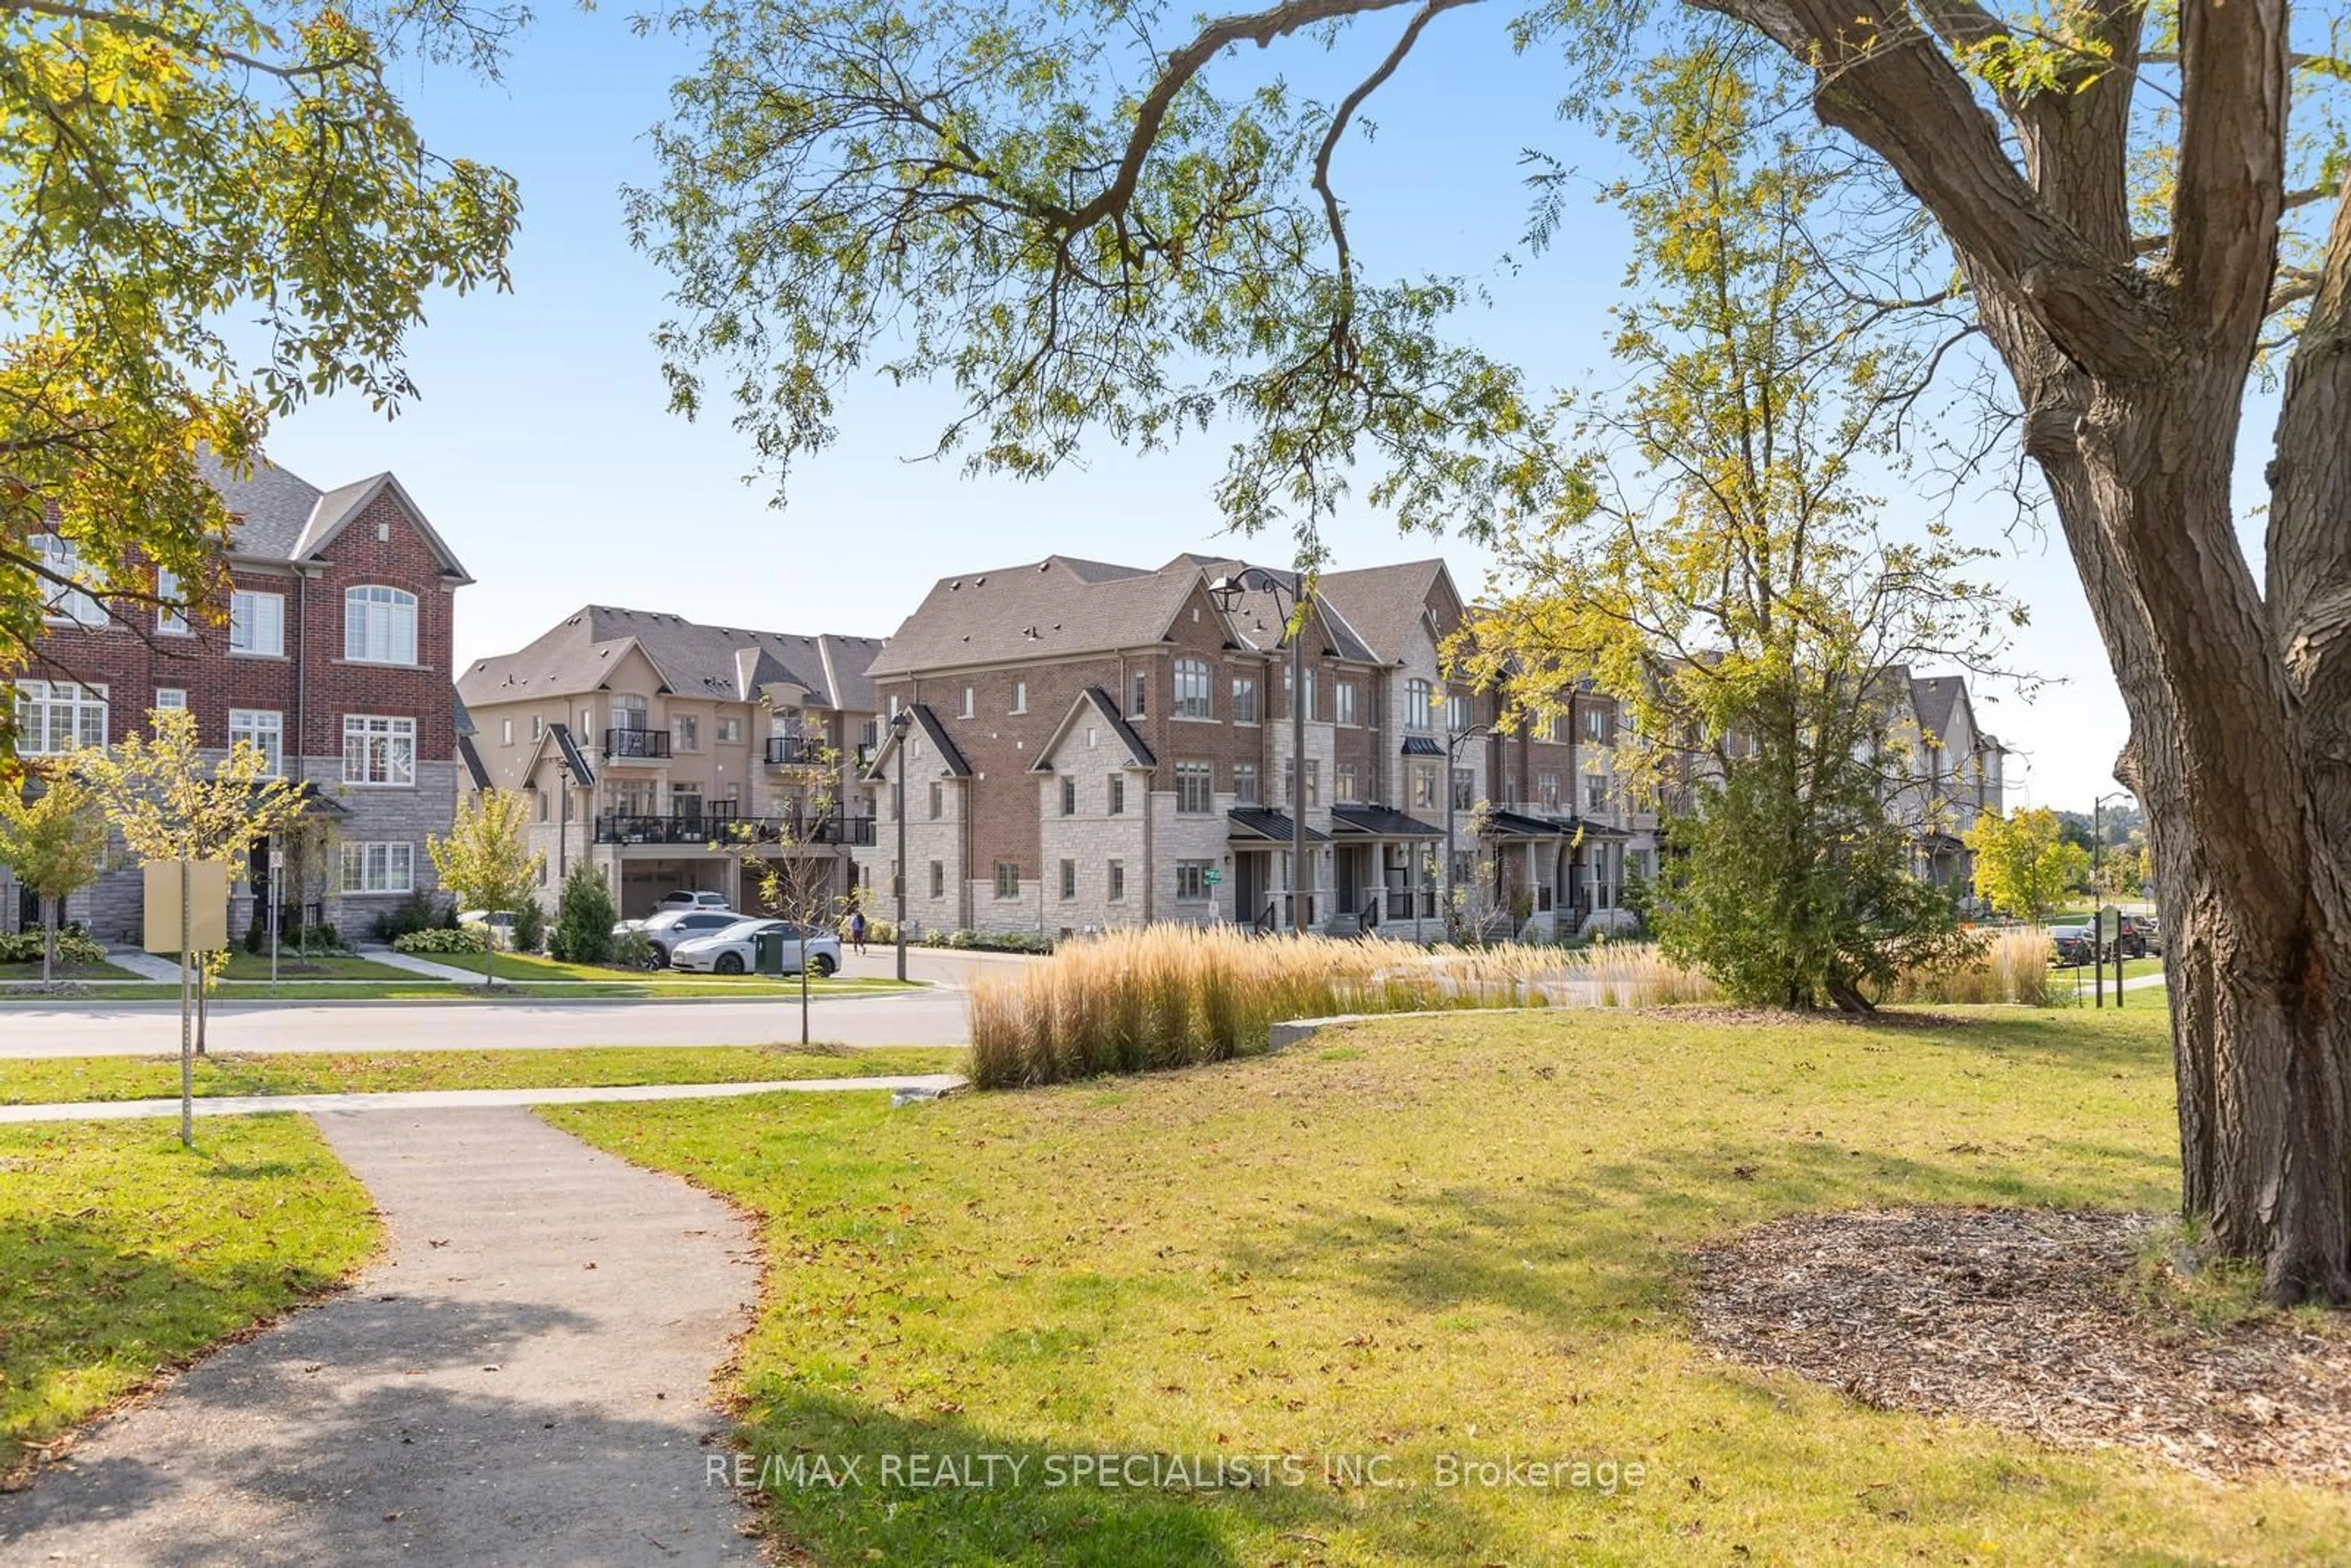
top-left (1700, 0), bottom-right (2351, 1299)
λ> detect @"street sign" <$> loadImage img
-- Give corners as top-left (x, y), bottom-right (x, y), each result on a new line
top-left (269, 849), bottom-right (284, 870)
top-left (143, 860), bottom-right (230, 953)
top-left (1202, 869), bottom-right (1223, 885)
top-left (2098, 906), bottom-right (2121, 942)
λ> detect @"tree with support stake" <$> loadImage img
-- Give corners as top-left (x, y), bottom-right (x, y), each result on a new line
top-left (428, 789), bottom-right (545, 989)
top-left (0, 765), bottom-right (107, 984)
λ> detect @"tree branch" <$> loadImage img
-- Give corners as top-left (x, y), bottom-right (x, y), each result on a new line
top-left (2170, 0), bottom-right (2290, 351)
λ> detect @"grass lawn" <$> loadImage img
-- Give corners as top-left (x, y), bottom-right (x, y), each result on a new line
top-left (0, 959), bottom-right (148, 984)
top-left (213, 951), bottom-right (418, 981)
top-left (0, 1116), bottom-right (377, 1475)
top-left (0, 976), bottom-right (912, 1003)
top-left (0, 1045), bottom-right (967, 1105)
top-left (2052, 955), bottom-right (2165, 983)
top-left (549, 1006), bottom-right (2350, 1565)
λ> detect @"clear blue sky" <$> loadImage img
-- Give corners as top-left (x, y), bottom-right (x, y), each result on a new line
top-left (264, 3), bottom-right (2158, 811)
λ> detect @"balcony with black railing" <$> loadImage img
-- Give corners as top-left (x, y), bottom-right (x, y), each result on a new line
top-left (594, 811), bottom-right (876, 847)
top-left (602, 727), bottom-right (672, 760)
top-left (764, 735), bottom-right (828, 767)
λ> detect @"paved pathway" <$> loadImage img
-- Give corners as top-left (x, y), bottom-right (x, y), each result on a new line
top-left (0, 989), bottom-right (969, 1059)
top-left (0, 1106), bottom-right (767, 1566)
top-left (354, 945), bottom-right (486, 983)
top-left (100, 947), bottom-right (186, 982)
top-left (0, 1072), bottom-right (967, 1123)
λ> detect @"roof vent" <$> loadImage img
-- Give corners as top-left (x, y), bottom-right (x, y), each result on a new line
top-left (950, 580), bottom-right (962, 590)
top-left (975, 576), bottom-right (987, 586)
top-left (1040, 561), bottom-right (1051, 572)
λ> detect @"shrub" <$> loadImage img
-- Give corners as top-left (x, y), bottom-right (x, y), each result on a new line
top-left (392, 926), bottom-right (488, 955)
top-left (549, 865), bottom-right (617, 965)
top-left (369, 890), bottom-right (446, 942)
top-left (512, 896), bottom-right (547, 955)
top-left (298, 922), bottom-right (342, 955)
top-left (610, 928), bottom-right (657, 971)
top-left (0, 928), bottom-right (108, 966)
top-left (919, 929), bottom-right (1056, 955)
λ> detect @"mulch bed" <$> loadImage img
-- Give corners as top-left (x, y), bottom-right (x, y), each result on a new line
top-left (1691, 1207), bottom-right (2351, 1484)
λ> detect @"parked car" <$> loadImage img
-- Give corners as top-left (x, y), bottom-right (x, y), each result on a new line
top-left (2050, 925), bottom-right (2096, 966)
top-left (612, 907), bottom-right (741, 967)
top-left (456, 910), bottom-right (515, 950)
top-left (658, 889), bottom-right (733, 912)
top-left (2115, 913), bottom-right (2157, 959)
top-left (670, 918), bottom-right (841, 977)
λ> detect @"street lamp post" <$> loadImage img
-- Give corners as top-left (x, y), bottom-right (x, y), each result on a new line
top-left (890, 708), bottom-right (912, 981)
top-left (1208, 569), bottom-right (1311, 935)
top-left (2093, 789), bottom-right (2132, 1009)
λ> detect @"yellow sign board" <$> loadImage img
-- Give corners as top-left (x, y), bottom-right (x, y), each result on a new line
top-left (143, 860), bottom-right (231, 954)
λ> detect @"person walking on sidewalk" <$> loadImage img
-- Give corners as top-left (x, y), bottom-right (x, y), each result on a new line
top-left (849, 909), bottom-right (868, 956)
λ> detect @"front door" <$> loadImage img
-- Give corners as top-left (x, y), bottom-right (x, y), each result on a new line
top-left (1336, 845), bottom-right (1360, 917)
top-left (1233, 852), bottom-right (1263, 929)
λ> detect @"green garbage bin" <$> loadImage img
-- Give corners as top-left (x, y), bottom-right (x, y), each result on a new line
top-left (753, 928), bottom-right (787, 975)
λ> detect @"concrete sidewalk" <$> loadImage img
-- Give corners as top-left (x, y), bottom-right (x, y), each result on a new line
top-left (0, 1106), bottom-right (765, 1566)
top-left (101, 947), bottom-right (186, 981)
top-left (356, 944), bottom-right (486, 983)
top-left (0, 1071), bottom-right (967, 1123)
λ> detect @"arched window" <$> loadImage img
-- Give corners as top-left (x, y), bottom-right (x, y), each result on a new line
top-left (1404, 678), bottom-right (1433, 733)
top-left (344, 585), bottom-right (418, 665)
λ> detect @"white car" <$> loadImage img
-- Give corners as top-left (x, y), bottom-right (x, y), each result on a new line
top-left (670, 918), bottom-right (841, 977)
top-left (612, 907), bottom-right (741, 967)
top-left (658, 890), bottom-right (733, 913)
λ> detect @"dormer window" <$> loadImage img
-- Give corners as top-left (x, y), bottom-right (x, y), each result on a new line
top-left (345, 585), bottom-right (418, 665)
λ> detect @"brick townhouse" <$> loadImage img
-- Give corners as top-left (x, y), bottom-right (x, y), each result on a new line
top-left (852, 552), bottom-right (1661, 942)
top-left (456, 608), bottom-right (887, 918)
top-left (5, 457), bottom-right (473, 941)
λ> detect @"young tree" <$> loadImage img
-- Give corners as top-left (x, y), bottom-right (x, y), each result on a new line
top-left (718, 727), bottom-right (850, 1045)
top-left (73, 707), bottom-right (308, 1051)
top-left (632, 0), bottom-right (2351, 1301)
top-left (0, 2), bottom-right (519, 707)
top-left (428, 789), bottom-right (546, 988)
top-left (550, 863), bottom-right (619, 966)
top-left (1965, 808), bottom-right (2092, 926)
top-left (0, 767), bottom-right (109, 981)
top-left (1459, 62), bottom-right (2012, 1010)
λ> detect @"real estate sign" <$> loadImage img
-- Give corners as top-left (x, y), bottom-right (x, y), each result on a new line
top-left (143, 860), bottom-right (230, 953)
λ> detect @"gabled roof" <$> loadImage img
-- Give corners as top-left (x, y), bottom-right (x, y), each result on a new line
top-left (459, 606), bottom-right (887, 710)
top-left (1030, 686), bottom-right (1157, 772)
top-left (550, 722), bottom-right (596, 787)
top-left (456, 733), bottom-right (492, 791)
top-left (1314, 559), bottom-right (1460, 664)
top-left (199, 452), bottom-right (472, 582)
top-left (1909, 674), bottom-right (1970, 743)
top-left (1176, 557), bottom-right (1378, 662)
top-left (866, 704), bottom-right (971, 779)
top-left (867, 556), bottom-right (1215, 677)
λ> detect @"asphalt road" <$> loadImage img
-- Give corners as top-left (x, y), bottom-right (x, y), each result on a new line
top-left (0, 988), bottom-right (969, 1060)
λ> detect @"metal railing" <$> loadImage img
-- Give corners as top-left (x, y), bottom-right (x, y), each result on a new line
top-left (593, 811), bottom-right (876, 847)
top-left (602, 727), bottom-right (672, 759)
top-left (764, 735), bottom-right (827, 766)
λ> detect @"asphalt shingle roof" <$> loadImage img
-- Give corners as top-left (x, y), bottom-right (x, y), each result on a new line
top-left (866, 557), bottom-right (1207, 677)
top-left (459, 607), bottom-right (887, 711)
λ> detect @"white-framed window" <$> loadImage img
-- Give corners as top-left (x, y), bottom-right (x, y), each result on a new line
top-left (1176, 860), bottom-right (1212, 900)
top-left (32, 535), bottom-right (105, 628)
top-left (717, 717), bottom-right (742, 744)
top-left (961, 686), bottom-right (975, 718)
top-left (928, 781), bottom-right (943, 819)
top-left (1282, 758), bottom-right (1321, 808)
top-left (1412, 762), bottom-right (1439, 809)
top-left (1175, 761), bottom-right (1213, 814)
top-left (994, 861), bottom-right (1021, 899)
top-left (1539, 771), bottom-right (1561, 809)
top-left (342, 713), bottom-right (416, 786)
top-left (1130, 670), bottom-right (1149, 717)
top-left (1011, 681), bottom-right (1027, 715)
top-left (343, 585), bottom-right (418, 665)
top-left (609, 694), bottom-right (647, 732)
top-left (501, 718), bottom-right (514, 746)
top-left (1108, 776), bottom-right (1125, 816)
top-left (1446, 693), bottom-right (1470, 733)
top-left (532, 715), bottom-right (545, 740)
top-left (1059, 858), bottom-right (1077, 900)
top-left (1231, 761), bottom-right (1259, 805)
top-left (1404, 678), bottom-right (1433, 733)
top-left (229, 708), bottom-right (284, 776)
top-left (1231, 675), bottom-right (1258, 724)
top-left (1585, 704), bottom-right (1607, 741)
top-left (1107, 860), bottom-right (1125, 902)
top-left (1335, 681), bottom-right (1359, 726)
top-left (1587, 772), bottom-right (1610, 811)
top-left (230, 589), bottom-right (285, 656)
top-left (1452, 767), bottom-right (1475, 811)
top-left (1174, 659), bottom-right (1213, 719)
top-left (1060, 776), bottom-right (1078, 816)
top-left (1335, 762), bottom-right (1360, 803)
top-left (339, 841), bottom-right (414, 895)
top-left (155, 687), bottom-right (187, 713)
top-left (675, 715), bottom-right (700, 753)
top-left (156, 569), bottom-right (190, 636)
top-left (929, 861), bottom-right (945, 898)
top-left (13, 680), bottom-right (107, 755)
top-left (1283, 664), bottom-right (1317, 721)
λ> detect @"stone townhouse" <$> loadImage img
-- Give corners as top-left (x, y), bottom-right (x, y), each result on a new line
top-left (852, 552), bottom-right (1659, 942)
top-left (5, 457), bottom-right (473, 942)
top-left (1883, 669), bottom-right (2008, 898)
top-left (456, 608), bottom-right (887, 918)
